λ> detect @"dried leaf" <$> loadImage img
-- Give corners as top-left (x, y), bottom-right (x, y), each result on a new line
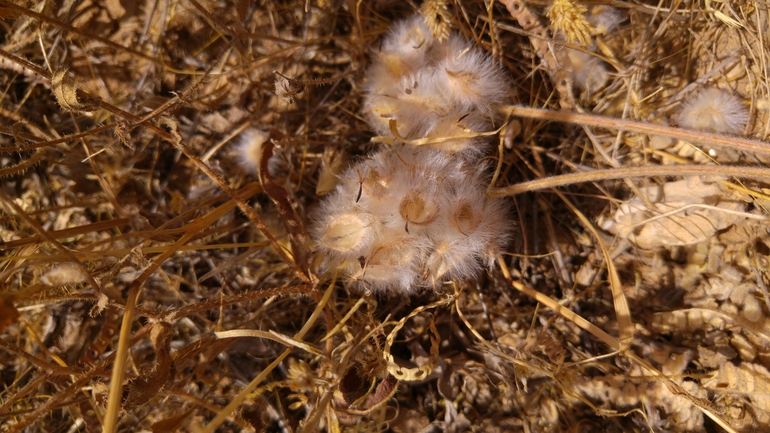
top-left (151, 409), bottom-right (195, 433)
top-left (51, 68), bottom-right (101, 113)
top-left (604, 177), bottom-right (749, 249)
top-left (362, 374), bottom-right (398, 411)
top-left (0, 296), bottom-right (20, 333)
top-left (258, 131), bottom-right (311, 277)
top-left (340, 365), bottom-right (366, 405)
top-left (124, 322), bottom-right (176, 408)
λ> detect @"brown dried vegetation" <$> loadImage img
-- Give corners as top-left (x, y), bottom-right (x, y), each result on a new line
top-left (1, 0), bottom-right (770, 432)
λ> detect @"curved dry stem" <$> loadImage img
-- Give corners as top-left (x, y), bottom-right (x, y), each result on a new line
top-left (489, 165), bottom-right (770, 197)
top-left (199, 278), bottom-right (333, 433)
top-left (501, 105), bottom-right (770, 156)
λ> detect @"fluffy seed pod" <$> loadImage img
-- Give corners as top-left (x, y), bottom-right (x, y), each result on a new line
top-left (676, 88), bottom-right (749, 134)
top-left (348, 235), bottom-right (426, 292)
top-left (400, 189), bottom-right (441, 231)
top-left (321, 213), bottom-right (374, 254)
top-left (380, 16), bottom-right (437, 75)
top-left (432, 34), bottom-right (509, 113)
top-left (312, 15), bottom-right (514, 295)
top-left (363, 17), bottom-right (509, 142)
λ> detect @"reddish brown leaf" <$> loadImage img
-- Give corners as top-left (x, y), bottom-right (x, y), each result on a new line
top-left (241, 398), bottom-right (269, 431)
top-left (363, 374), bottom-right (398, 410)
top-left (151, 409), bottom-right (195, 433)
top-left (0, 297), bottom-right (20, 333)
top-left (258, 131), bottom-right (311, 277)
top-left (124, 322), bottom-right (175, 408)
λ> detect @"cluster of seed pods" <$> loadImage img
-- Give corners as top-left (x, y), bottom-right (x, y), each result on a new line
top-left (313, 16), bottom-right (512, 293)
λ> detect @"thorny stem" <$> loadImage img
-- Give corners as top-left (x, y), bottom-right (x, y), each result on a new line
top-left (102, 229), bottom-right (201, 432)
top-left (489, 165), bottom-right (770, 197)
top-left (199, 277), bottom-right (336, 433)
top-left (501, 104), bottom-right (770, 156)
top-left (0, 189), bottom-right (103, 295)
top-left (0, 123), bottom-right (118, 152)
top-left (0, 1), bottom-right (164, 66)
top-left (6, 324), bottom-right (154, 433)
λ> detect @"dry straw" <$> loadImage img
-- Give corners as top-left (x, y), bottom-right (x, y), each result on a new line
top-left (1, 0), bottom-right (769, 432)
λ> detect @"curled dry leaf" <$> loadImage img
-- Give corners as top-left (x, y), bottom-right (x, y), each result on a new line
top-left (258, 130), bottom-right (311, 278)
top-left (51, 68), bottom-right (101, 113)
top-left (603, 177), bottom-right (749, 249)
top-left (0, 296), bottom-right (20, 333)
top-left (124, 322), bottom-right (176, 408)
top-left (151, 409), bottom-right (195, 433)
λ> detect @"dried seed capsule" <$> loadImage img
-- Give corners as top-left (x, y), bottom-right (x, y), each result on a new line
top-left (321, 213), bottom-right (374, 255)
top-left (400, 189), bottom-right (441, 230)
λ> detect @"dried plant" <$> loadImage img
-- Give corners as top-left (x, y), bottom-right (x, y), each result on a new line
top-left (1, 0), bottom-right (770, 432)
top-left (546, 0), bottom-right (594, 47)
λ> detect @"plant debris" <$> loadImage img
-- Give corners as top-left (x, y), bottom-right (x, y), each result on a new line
top-left (1, 0), bottom-right (770, 432)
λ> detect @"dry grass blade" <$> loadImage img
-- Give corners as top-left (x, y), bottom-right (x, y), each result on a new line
top-left (2, 0), bottom-right (769, 431)
top-left (200, 279), bottom-right (334, 433)
top-left (501, 105), bottom-right (770, 156)
top-left (499, 262), bottom-right (737, 433)
top-left (554, 190), bottom-right (633, 349)
top-left (257, 132), bottom-right (312, 278)
top-left (490, 165), bottom-right (770, 197)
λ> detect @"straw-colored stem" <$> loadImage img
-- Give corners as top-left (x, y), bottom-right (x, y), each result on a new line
top-left (489, 164), bottom-right (770, 197)
top-left (501, 104), bottom-right (770, 156)
top-left (199, 278), bottom-right (334, 433)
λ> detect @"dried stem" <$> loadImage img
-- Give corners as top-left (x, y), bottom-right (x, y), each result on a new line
top-left (501, 105), bottom-right (770, 156)
top-left (489, 165), bottom-right (770, 197)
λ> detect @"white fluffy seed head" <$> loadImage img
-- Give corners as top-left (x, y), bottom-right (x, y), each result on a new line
top-left (423, 170), bottom-right (511, 283)
top-left (363, 17), bottom-right (508, 143)
top-left (233, 128), bottom-right (286, 177)
top-left (234, 128), bottom-right (269, 174)
top-left (40, 263), bottom-right (89, 286)
top-left (321, 213), bottom-right (373, 254)
top-left (311, 145), bottom-right (513, 294)
top-left (433, 34), bottom-right (509, 113)
top-left (588, 6), bottom-right (625, 35)
top-left (347, 234), bottom-right (427, 293)
top-left (676, 88), bottom-right (749, 134)
top-left (313, 15), bottom-right (515, 295)
top-left (364, 69), bottom-right (455, 139)
top-left (400, 189), bottom-right (441, 228)
top-left (380, 16), bottom-right (437, 74)
top-left (558, 49), bottom-right (608, 95)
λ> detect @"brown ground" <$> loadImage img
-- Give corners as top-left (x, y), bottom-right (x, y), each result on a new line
top-left (1, 0), bottom-right (769, 432)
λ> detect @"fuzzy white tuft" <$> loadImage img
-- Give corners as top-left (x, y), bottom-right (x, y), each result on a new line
top-left (432, 34), bottom-right (509, 114)
top-left (311, 146), bottom-right (511, 294)
top-left (588, 6), bottom-right (625, 35)
top-left (362, 16), bottom-right (509, 147)
top-left (677, 88), bottom-right (749, 134)
top-left (233, 128), bottom-right (287, 177)
top-left (557, 49), bottom-right (609, 96)
top-left (312, 15), bottom-right (513, 295)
